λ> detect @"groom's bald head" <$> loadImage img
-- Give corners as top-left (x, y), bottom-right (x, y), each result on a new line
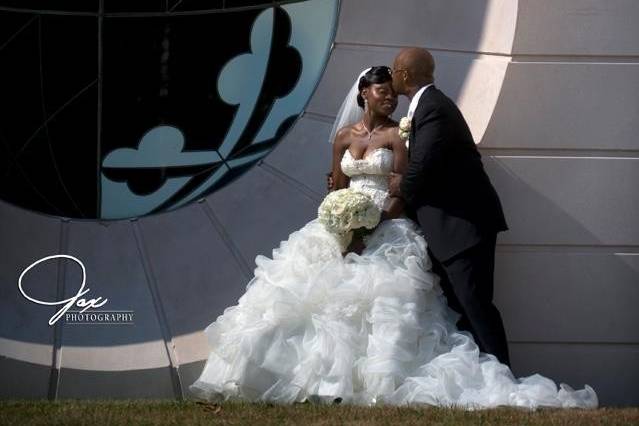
top-left (392, 47), bottom-right (435, 96)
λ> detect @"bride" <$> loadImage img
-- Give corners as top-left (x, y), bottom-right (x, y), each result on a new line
top-left (188, 67), bottom-right (598, 409)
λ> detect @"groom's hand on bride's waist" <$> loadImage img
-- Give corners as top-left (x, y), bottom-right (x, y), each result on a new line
top-left (388, 172), bottom-right (403, 198)
top-left (326, 171), bottom-right (334, 192)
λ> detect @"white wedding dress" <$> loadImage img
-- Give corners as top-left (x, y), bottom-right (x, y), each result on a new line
top-left (189, 147), bottom-right (598, 409)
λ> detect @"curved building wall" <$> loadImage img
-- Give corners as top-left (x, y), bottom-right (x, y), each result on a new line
top-left (1, 0), bottom-right (637, 405)
top-left (483, 0), bottom-right (639, 406)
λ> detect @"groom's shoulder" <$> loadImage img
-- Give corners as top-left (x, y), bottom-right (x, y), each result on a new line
top-left (417, 86), bottom-right (460, 115)
top-left (420, 85), bottom-right (447, 104)
top-left (414, 86), bottom-right (444, 115)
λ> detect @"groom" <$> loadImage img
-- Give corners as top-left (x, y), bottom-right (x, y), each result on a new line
top-left (388, 47), bottom-right (511, 366)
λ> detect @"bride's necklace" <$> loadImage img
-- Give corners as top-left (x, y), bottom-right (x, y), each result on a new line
top-left (360, 120), bottom-right (387, 140)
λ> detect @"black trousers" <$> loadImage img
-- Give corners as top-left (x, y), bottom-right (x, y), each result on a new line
top-left (427, 233), bottom-right (511, 366)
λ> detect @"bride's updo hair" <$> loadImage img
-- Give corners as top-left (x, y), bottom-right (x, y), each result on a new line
top-left (357, 66), bottom-right (392, 109)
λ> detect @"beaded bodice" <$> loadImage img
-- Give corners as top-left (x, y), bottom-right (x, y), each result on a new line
top-left (340, 147), bottom-right (393, 210)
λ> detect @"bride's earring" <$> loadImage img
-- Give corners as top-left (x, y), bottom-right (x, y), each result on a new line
top-left (364, 98), bottom-right (369, 112)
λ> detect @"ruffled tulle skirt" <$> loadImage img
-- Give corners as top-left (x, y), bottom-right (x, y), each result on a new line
top-left (188, 217), bottom-right (597, 409)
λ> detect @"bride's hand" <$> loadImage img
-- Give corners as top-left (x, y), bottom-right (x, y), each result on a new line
top-left (388, 172), bottom-right (403, 197)
top-left (326, 171), bottom-right (334, 192)
top-left (381, 197), bottom-right (405, 221)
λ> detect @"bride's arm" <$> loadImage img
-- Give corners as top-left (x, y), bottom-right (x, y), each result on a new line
top-left (330, 128), bottom-right (350, 191)
top-left (381, 133), bottom-right (408, 221)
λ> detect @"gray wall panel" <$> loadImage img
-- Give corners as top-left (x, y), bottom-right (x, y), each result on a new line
top-left (336, 0), bottom-right (517, 54)
top-left (61, 221), bottom-right (168, 370)
top-left (513, 0), bottom-right (639, 56)
top-left (138, 203), bottom-right (249, 365)
top-left (484, 156), bottom-right (639, 246)
top-left (57, 366), bottom-right (175, 399)
top-left (205, 165), bottom-right (319, 273)
top-left (263, 115), bottom-right (333, 198)
top-left (0, 201), bottom-right (60, 365)
top-left (494, 251), bottom-right (639, 343)
top-left (482, 63), bottom-right (639, 150)
top-left (0, 357), bottom-right (50, 399)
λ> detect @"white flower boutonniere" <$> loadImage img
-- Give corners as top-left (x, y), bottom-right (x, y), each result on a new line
top-left (398, 117), bottom-right (411, 148)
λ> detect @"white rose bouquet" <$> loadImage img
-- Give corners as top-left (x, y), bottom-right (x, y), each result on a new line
top-left (398, 117), bottom-right (411, 148)
top-left (318, 188), bottom-right (381, 251)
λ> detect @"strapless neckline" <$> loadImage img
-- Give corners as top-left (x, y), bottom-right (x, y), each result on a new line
top-left (344, 147), bottom-right (393, 162)
top-left (340, 147), bottom-right (393, 210)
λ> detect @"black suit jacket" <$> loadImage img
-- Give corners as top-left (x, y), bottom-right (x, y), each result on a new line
top-left (400, 85), bottom-right (508, 262)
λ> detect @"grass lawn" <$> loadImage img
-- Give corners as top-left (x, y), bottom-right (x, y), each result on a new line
top-left (1, 399), bottom-right (638, 425)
